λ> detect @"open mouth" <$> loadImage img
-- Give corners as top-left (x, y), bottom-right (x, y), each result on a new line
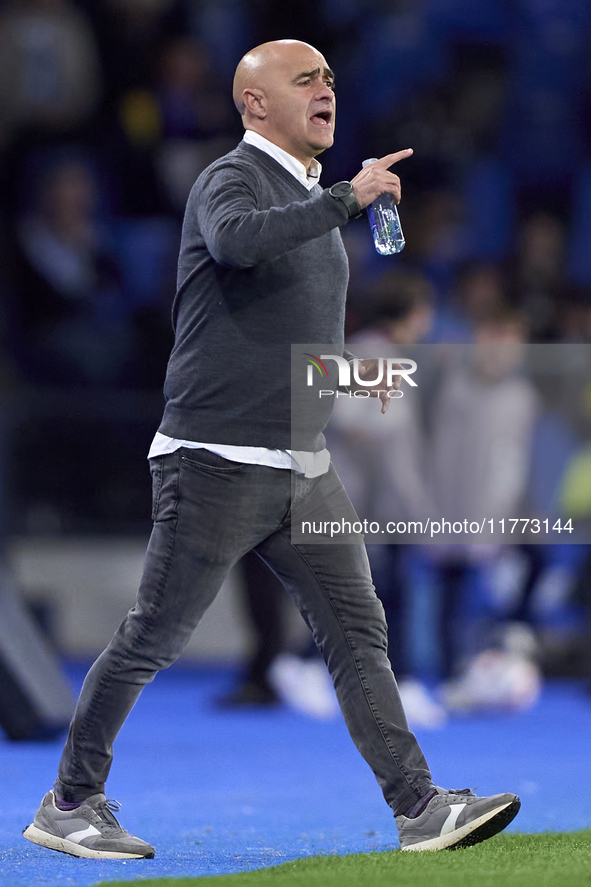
top-left (310, 109), bottom-right (332, 126)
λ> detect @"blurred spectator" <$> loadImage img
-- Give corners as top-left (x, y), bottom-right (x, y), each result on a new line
top-left (109, 35), bottom-right (238, 215)
top-left (401, 189), bottom-right (468, 311)
top-left (431, 308), bottom-right (536, 547)
top-left (155, 36), bottom-right (237, 212)
top-left (510, 211), bottom-right (569, 342)
top-left (330, 269), bottom-right (437, 535)
top-left (455, 261), bottom-right (507, 326)
top-left (328, 269), bottom-right (445, 727)
top-left (428, 259), bottom-right (507, 343)
top-left (157, 36), bottom-right (233, 140)
top-left (84, 0), bottom-right (184, 101)
top-left (0, 0), bottom-right (101, 151)
top-left (553, 291), bottom-right (591, 343)
top-left (9, 153), bottom-right (134, 387)
top-left (427, 308), bottom-right (540, 707)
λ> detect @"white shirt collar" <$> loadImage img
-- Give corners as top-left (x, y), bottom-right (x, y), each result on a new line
top-left (243, 130), bottom-right (321, 191)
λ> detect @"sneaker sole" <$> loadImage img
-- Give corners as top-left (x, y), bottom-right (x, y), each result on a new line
top-left (23, 824), bottom-right (154, 859)
top-left (401, 797), bottom-right (521, 852)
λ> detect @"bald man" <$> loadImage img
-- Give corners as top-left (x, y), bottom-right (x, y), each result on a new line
top-left (24, 40), bottom-right (519, 859)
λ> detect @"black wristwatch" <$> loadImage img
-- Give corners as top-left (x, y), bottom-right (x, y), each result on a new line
top-left (328, 181), bottom-right (362, 219)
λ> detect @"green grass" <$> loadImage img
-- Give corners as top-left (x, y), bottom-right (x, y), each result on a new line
top-left (98, 831), bottom-right (591, 887)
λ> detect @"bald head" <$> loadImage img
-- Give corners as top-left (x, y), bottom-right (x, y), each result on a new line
top-left (233, 39), bottom-right (330, 116)
top-left (230, 40), bottom-right (336, 166)
top-left (233, 41), bottom-right (284, 115)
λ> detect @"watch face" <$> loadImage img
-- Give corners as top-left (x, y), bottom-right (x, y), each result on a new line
top-left (331, 181), bottom-right (352, 198)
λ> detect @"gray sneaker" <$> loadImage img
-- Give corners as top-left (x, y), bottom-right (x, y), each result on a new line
top-left (397, 787), bottom-right (520, 852)
top-left (23, 791), bottom-right (155, 859)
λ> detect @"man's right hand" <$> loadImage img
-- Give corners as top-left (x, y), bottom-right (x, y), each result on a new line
top-left (350, 149), bottom-right (413, 210)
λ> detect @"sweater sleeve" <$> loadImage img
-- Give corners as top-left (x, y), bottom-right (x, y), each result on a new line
top-left (193, 162), bottom-right (350, 268)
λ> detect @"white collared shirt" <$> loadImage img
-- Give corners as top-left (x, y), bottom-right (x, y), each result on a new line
top-left (242, 130), bottom-right (321, 191)
top-left (148, 134), bottom-right (330, 478)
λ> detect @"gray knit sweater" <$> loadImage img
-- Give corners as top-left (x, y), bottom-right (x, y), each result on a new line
top-left (158, 141), bottom-right (351, 451)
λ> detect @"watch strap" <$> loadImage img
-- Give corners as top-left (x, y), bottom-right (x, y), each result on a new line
top-left (328, 181), bottom-right (362, 219)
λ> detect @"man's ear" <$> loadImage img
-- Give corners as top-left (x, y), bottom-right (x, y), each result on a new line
top-left (242, 89), bottom-right (267, 120)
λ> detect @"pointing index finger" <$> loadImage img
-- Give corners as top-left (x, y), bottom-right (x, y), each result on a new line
top-left (373, 149), bottom-right (414, 168)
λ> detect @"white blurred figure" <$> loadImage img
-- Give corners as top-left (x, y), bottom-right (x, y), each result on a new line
top-left (269, 653), bottom-right (340, 720)
top-left (443, 622), bottom-right (542, 714)
top-left (397, 677), bottom-right (448, 729)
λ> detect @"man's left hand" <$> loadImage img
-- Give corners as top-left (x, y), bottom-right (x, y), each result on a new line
top-left (349, 358), bottom-right (401, 414)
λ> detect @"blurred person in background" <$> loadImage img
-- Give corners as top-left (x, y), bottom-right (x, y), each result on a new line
top-left (84, 0), bottom-right (188, 216)
top-left (454, 261), bottom-right (508, 329)
top-left (155, 36), bottom-right (238, 213)
top-left (88, 0), bottom-right (185, 98)
top-left (106, 34), bottom-right (238, 216)
top-left (399, 188), bottom-right (467, 319)
top-left (427, 308), bottom-right (541, 713)
top-left (509, 211), bottom-right (569, 342)
top-left (429, 260), bottom-right (509, 344)
top-left (0, 0), bottom-right (101, 153)
top-left (9, 153), bottom-right (134, 387)
top-left (327, 269), bottom-right (446, 728)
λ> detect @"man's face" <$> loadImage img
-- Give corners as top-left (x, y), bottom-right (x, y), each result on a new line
top-left (259, 45), bottom-right (336, 166)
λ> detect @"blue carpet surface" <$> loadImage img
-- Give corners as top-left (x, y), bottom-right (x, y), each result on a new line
top-left (1, 664), bottom-right (590, 887)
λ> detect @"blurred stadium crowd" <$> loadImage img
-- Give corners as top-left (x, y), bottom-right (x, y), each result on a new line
top-left (1, 0), bottom-right (591, 722)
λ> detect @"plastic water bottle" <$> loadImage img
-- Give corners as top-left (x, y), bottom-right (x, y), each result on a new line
top-left (362, 158), bottom-right (405, 255)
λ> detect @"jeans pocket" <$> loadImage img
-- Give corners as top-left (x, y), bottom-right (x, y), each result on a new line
top-left (150, 456), bottom-right (164, 520)
top-left (179, 448), bottom-right (246, 474)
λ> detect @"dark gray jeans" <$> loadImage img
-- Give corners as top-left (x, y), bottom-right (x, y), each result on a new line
top-left (55, 448), bottom-right (433, 815)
